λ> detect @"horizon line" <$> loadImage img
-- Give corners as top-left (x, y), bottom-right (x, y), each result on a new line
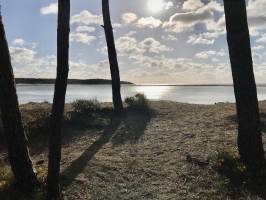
top-left (15, 78), bottom-right (266, 86)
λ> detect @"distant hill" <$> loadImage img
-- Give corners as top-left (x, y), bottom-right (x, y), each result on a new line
top-left (15, 78), bottom-right (134, 85)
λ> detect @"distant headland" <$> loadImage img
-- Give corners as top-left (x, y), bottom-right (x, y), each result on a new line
top-left (15, 78), bottom-right (134, 85)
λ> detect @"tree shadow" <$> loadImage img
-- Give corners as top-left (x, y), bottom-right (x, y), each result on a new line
top-left (111, 108), bottom-right (155, 146)
top-left (22, 108), bottom-right (113, 156)
top-left (225, 112), bottom-right (266, 133)
top-left (259, 112), bottom-right (266, 132)
top-left (61, 115), bottom-right (121, 188)
top-left (61, 108), bottom-right (155, 188)
top-left (215, 152), bottom-right (266, 199)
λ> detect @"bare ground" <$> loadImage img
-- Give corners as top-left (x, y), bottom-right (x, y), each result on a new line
top-left (1, 101), bottom-right (266, 199)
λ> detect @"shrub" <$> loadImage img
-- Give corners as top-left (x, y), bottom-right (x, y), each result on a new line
top-left (23, 111), bottom-right (50, 139)
top-left (125, 93), bottom-right (149, 111)
top-left (72, 99), bottom-right (101, 114)
top-left (214, 151), bottom-right (249, 184)
top-left (0, 160), bottom-right (47, 200)
top-left (214, 150), bottom-right (266, 193)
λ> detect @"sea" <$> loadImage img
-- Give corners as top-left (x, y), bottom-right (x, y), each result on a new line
top-left (16, 84), bottom-right (266, 105)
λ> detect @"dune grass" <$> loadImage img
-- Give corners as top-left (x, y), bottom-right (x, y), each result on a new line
top-left (125, 93), bottom-right (150, 112)
top-left (0, 159), bottom-right (47, 200)
top-left (1, 100), bottom-right (266, 199)
top-left (72, 99), bottom-right (101, 114)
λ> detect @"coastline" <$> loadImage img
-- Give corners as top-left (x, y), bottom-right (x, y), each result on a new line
top-left (15, 78), bottom-right (134, 85)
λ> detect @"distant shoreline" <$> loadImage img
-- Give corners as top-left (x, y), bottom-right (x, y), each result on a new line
top-left (15, 79), bottom-right (266, 87)
top-left (15, 78), bottom-right (133, 85)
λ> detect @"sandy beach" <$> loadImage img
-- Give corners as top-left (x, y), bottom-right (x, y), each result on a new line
top-left (1, 101), bottom-right (266, 199)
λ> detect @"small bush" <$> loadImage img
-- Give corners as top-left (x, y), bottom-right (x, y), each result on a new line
top-left (215, 151), bottom-right (247, 180)
top-left (23, 111), bottom-right (50, 139)
top-left (125, 93), bottom-right (149, 111)
top-left (0, 160), bottom-right (47, 200)
top-left (214, 150), bottom-right (266, 197)
top-left (72, 99), bottom-right (101, 114)
top-left (0, 160), bottom-right (12, 189)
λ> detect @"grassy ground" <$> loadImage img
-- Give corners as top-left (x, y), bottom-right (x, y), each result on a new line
top-left (1, 100), bottom-right (266, 199)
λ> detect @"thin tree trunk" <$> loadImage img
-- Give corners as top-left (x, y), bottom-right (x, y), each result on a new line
top-left (47, 0), bottom-right (70, 199)
top-left (224, 0), bottom-right (265, 169)
top-left (0, 14), bottom-right (37, 192)
top-left (102, 0), bottom-right (123, 114)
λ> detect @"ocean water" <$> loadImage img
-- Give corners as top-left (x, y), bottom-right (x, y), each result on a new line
top-left (16, 84), bottom-right (266, 105)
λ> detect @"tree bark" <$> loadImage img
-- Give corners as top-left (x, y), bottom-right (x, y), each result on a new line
top-left (0, 15), bottom-right (37, 192)
top-left (102, 0), bottom-right (123, 114)
top-left (224, 0), bottom-right (265, 169)
top-left (47, 0), bottom-right (70, 199)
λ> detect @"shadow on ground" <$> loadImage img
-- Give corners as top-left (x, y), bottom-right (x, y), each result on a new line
top-left (215, 152), bottom-right (266, 199)
top-left (5, 107), bottom-right (113, 156)
top-left (61, 108), bottom-right (155, 188)
top-left (111, 108), bottom-right (154, 146)
top-left (225, 112), bottom-right (266, 133)
top-left (61, 115), bottom-right (121, 187)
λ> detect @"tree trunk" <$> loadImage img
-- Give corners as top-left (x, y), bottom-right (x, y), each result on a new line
top-left (102, 0), bottom-right (123, 114)
top-left (223, 0), bottom-right (265, 169)
top-left (0, 15), bottom-right (37, 192)
top-left (47, 0), bottom-right (70, 199)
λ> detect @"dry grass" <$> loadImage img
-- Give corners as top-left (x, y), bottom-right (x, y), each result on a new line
top-left (0, 159), bottom-right (47, 200)
top-left (1, 100), bottom-right (266, 199)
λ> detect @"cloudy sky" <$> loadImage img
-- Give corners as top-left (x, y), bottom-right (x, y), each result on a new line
top-left (1, 0), bottom-right (266, 84)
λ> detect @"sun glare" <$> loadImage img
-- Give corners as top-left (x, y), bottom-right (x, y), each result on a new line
top-left (147, 0), bottom-right (164, 13)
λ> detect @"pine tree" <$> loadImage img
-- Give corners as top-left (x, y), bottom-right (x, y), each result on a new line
top-left (0, 11), bottom-right (37, 192)
top-left (223, 0), bottom-right (265, 169)
top-left (47, 0), bottom-right (70, 199)
top-left (102, 0), bottom-right (123, 114)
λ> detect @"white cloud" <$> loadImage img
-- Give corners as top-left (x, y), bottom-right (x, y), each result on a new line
top-left (10, 46), bottom-right (37, 64)
top-left (121, 12), bottom-right (138, 25)
top-left (40, 3), bottom-right (58, 15)
top-left (139, 37), bottom-right (173, 53)
top-left (115, 36), bottom-right (145, 56)
top-left (247, 0), bottom-right (266, 30)
top-left (256, 33), bottom-right (266, 43)
top-left (13, 38), bottom-right (25, 46)
top-left (71, 10), bottom-right (102, 25)
top-left (70, 32), bottom-right (96, 45)
top-left (136, 17), bottom-right (162, 28)
top-left (163, 1), bottom-right (224, 33)
top-left (163, 1), bottom-right (174, 10)
top-left (252, 45), bottom-right (264, 51)
top-left (187, 34), bottom-right (215, 45)
top-left (195, 49), bottom-right (226, 59)
top-left (161, 34), bottom-right (178, 41)
top-left (9, 45), bottom-right (57, 78)
top-left (76, 26), bottom-right (96, 33)
top-left (18, 0), bottom-right (266, 84)
top-left (100, 35), bottom-right (174, 58)
top-left (182, 0), bottom-right (204, 11)
top-left (124, 31), bottom-right (137, 37)
top-left (113, 23), bottom-right (122, 28)
top-left (10, 41), bottom-right (109, 79)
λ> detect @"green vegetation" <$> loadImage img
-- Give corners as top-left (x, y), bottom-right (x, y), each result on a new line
top-left (0, 160), bottom-right (47, 200)
top-left (22, 109), bottom-right (50, 140)
top-left (0, 160), bottom-right (12, 190)
top-left (125, 93), bottom-right (150, 111)
top-left (72, 99), bottom-right (101, 114)
top-left (215, 151), bottom-right (247, 182)
top-left (214, 151), bottom-right (266, 198)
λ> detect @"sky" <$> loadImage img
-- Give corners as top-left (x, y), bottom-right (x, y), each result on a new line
top-left (1, 0), bottom-right (266, 84)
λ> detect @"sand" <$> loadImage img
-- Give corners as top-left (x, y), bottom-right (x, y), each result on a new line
top-left (1, 101), bottom-right (266, 199)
